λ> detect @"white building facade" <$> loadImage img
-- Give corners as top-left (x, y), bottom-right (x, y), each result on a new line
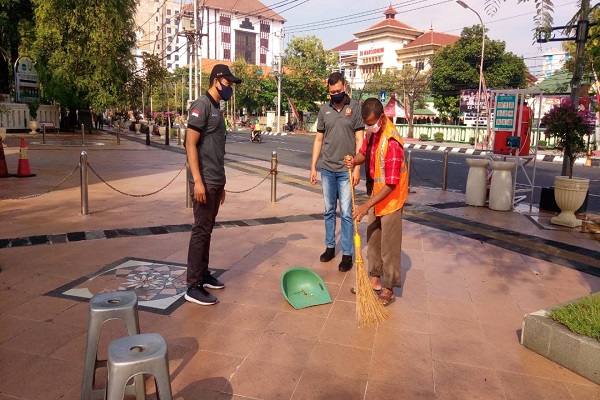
top-left (333, 6), bottom-right (459, 91)
top-left (133, 0), bottom-right (286, 72)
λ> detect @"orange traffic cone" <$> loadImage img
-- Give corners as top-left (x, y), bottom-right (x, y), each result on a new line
top-left (0, 141), bottom-right (10, 178)
top-left (16, 138), bottom-right (35, 178)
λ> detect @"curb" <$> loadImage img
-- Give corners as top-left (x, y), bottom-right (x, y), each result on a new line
top-left (521, 309), bottom-right (600, 385)
top-left (403, 143), bottom-right (600, 167)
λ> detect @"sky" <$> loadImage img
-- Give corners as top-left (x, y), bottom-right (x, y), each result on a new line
top-left (263, 0), bottom-right (581, 77)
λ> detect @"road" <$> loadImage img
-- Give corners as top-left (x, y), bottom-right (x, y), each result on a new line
top-left (225, 130), bottom-right (599, 212)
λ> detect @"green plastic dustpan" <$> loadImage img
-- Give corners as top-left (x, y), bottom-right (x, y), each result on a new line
top-left (281, 267), bottom-right (332, 309)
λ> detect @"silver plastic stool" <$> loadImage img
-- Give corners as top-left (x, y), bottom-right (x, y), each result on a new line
top-left (82, 291), bottom-right (145, 400)
top-left (106, 333), bottom-right (172, 400)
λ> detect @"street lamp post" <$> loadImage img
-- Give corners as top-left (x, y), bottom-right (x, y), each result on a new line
top-left (457, 0), bottom-right (485, 147)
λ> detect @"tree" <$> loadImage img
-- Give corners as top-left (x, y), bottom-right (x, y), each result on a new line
top-left (430, 25), bottom-right (527, 120)
top-left (230, 58), bottom-right (277, 119)
top-left (282, 35), bottom-right (337, 127)
top-left (0, 0), bottom-right (34, 94)
top-left (31, 0), bottom-right (137, 120)
top-left (394, 65), bottom-right (432, 138)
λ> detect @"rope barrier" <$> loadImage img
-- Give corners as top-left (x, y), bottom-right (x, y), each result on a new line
top-left (2, 161), bottom-right (275, 201)
top-left (0, 165), bottom-right (80, 200)
top-left (225, 169), bottom-right (274, 194)
top-left (87, 162), bottom-right (186, 197)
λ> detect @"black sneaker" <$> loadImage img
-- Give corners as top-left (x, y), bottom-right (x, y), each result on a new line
top-left (338, 255), bottom-right (353, 272)
top-left (184, 287), bottom-right (218, 306)
top-left (202, 272), bottom-right (225, 290)
top-left (320, 247), bottom-right (335, 262)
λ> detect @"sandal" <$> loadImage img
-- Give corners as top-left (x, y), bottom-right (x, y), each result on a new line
top-left (379, 288), bottom-right (396, 307)
top-left (350, 286), bottom-right (382, 295)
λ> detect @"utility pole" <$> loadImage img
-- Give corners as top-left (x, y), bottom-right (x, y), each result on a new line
top-left (194, 0), bottom-right (198, 100)
top-left (536, 0), bottom-right (596, 176)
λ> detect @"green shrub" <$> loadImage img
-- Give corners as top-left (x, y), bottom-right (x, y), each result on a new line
top-left (419, 133), bottom-right (428, 141)
top-left (538, 139), bottom-right (547, 147)
top-left (469, 136), bottom-right (475, 145)
top-left (266, 126), bottom-right (272, 132)
top-left (433, 132), bottom-right (444, 142)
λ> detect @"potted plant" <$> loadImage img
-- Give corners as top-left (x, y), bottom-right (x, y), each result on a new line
top-left (419, 133), bottom-right (428, 141)
top-left (468, 136), bottom-right (475, 145)
top-left (433, 132), bottom-right (444, 142)
top-left (537, 139), bottom-right (547, 149)
top-left (541, 103), bottom-right (591, 227)
top-left (27, 101), bottom-right (39, 133)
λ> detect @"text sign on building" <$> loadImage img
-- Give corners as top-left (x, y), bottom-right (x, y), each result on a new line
top-left (14, 56), bottom-right (39, 103)
top-left (493, 94), bottom-right (517, 131)
top-left (359, 48), bottom-right (384, 57)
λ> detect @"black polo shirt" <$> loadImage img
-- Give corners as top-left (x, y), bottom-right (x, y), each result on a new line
top-left (186, 92), bottom-right (226, 185)
top-left (316, 95), bottom-right (364, 172)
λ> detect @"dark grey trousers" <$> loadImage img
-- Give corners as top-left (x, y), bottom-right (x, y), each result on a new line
top-left (186, 182), bottom-right (224, 288)
top-left (367, 208), bottom-right (403, 289)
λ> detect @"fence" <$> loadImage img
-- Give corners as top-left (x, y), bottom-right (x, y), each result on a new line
top-left (0, 103), bottom-right (60, 130)
top-left (394, 124), bottom-right (596, 149)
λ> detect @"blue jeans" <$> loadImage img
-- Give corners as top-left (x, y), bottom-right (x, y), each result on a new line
top-left (320, 168), bottom-right (353, 256)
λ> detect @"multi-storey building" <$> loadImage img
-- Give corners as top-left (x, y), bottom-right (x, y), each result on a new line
top-left (133, 0), bottom-right (286, 72)
top-left (332, 6), bottom-right (460, 90)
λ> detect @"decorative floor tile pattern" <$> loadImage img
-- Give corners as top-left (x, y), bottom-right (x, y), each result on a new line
top-left (45, 257), bottom-right (224, 315)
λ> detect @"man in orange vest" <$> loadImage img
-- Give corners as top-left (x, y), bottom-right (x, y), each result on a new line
top-left (344, 97), bottom-right (408, 306)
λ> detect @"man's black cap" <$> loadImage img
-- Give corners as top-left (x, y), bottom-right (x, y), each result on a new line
top-left (210, 64), bottom-right (242, 84)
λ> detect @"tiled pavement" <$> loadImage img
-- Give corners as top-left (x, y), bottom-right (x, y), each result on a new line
top-left (1, 129), bottom-right (599, 399)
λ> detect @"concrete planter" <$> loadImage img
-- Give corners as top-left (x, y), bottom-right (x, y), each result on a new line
top-left (522, 308), bottom-right (600, 385)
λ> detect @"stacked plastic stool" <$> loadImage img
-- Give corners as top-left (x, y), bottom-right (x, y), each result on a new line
top-left (106, 333), bottom-right (172, 400)
top-left (81, 291), bottom-right (146, 400)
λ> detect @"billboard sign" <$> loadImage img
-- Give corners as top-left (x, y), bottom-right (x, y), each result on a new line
top-left (493, 94), bottom-right (517, 131)
top-left (459, 89), bottom-right (490, 114)
top-left (14, 56), bottom-right (39, 103)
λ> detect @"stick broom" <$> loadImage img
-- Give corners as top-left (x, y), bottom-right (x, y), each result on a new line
top-left (348, 168), bottom-right (389, 328)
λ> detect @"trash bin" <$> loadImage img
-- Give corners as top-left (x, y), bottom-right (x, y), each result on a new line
top-left (465, 158), bottom-right (489, 206)
top-left (488, 161), bottom-right (516, 211)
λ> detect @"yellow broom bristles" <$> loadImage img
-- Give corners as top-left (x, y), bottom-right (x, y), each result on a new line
top-left (354, 234), bottom-right (389, 328)
top-left (347, 162), bottom-right (389, 328)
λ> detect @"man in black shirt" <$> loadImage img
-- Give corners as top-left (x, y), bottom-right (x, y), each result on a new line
top-left (184, 64), bottom-right (242, 306)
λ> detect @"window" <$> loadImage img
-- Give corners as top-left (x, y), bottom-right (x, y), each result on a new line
top-left (224, 49), bottom-right (231, 60)
top-left (167, 55), bottom-right (171, 60)
top-left (235, 31), bottom-right (256, 64)
top-left (167, 27), bottom-right (171, 34)
top-left (260, 53), bottom-right (266, 64)
top-left (155, 16), bottom-right (158, 22)
top-left (222, 32), bottom-right (231, 43)
top-left (175, 55), bottom-right (179, 61)
top-left (167, 45), bottom-right (172, 51)
top-left (167, 63), bottom-right (171, 69)
top-left (166, 18), bottom-right (170, 25)
top-left (167, 9), bottom-right (171, 15)
top-left (416, 59), bottom-right (425, 71)
top-left (157, 44), bottom-right (160, 50)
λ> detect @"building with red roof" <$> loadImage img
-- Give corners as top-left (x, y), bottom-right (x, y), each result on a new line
top-left (332, 6), bottom-right (460, 91)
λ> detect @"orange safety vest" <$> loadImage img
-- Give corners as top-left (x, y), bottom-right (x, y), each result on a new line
top-left (373, 119), bottom-right (408, 216)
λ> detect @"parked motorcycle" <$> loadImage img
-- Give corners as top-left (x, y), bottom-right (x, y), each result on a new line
top-left (283, 121), bottom-right (297, 132)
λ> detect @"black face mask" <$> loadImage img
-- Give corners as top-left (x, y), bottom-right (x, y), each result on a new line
top-left (331, 92), bottom-right (346, 103)
top-left (217, 84), bottom-right (233, 101)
